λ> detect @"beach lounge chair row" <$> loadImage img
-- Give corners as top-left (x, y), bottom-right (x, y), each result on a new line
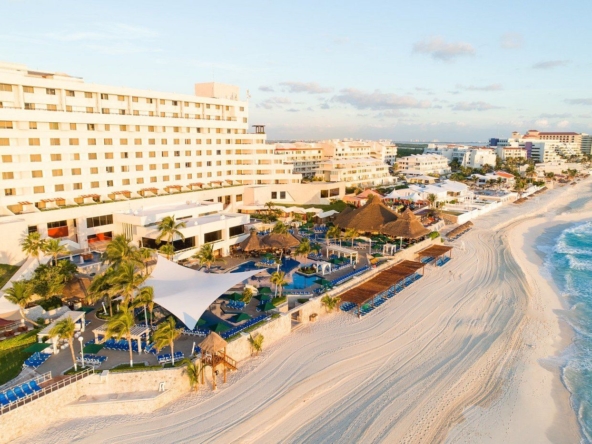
top-left (329, 265), bottom-right (370, 287)
top-left (436, 256), bottom-right (451, 267)
top-left (307, 253), bottom-right (324, 261)
top-left (158, 351), bottom-right (184, 364)
top-left (286, 290), bottom-right (312, 296)
top-left (340, 302), bottom-right (357, 312)
top-left (220, 314), bottom-right (269, 339)
top-left (76, 354), bottom-right (107, 366)
top-left (23, 352), bottom-right (51, 369)
top-left (103, 338), bottom-right (140, 352)
top-left (0, 380), bottom-right (42, 407)
top-left (182, 328), bottom-right (209, 337)
top-left (227, 300), bottom-right (245, 310)
top-left (420, 256), bottom-right (434, 264)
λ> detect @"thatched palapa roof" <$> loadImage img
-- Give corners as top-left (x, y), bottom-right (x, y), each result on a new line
top-left (337, 197), bottom-right (398, 233)
top-left (239, 231), bottom-right (264, 252)
top-left (261, 232), bottom-right (300, 249)
top-left (200, 332), bottom-right (228, 353)
top-left (381, 208), bottom-right (430, 239)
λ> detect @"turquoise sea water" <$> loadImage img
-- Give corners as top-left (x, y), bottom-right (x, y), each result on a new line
top-left (545, 221), bottom-right (592, 442)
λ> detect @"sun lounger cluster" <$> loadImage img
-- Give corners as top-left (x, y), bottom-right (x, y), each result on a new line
top-left (158, 351), bottom-right (184, 364)
top-left (257, 258), bottom-right (277, 267)
top-left (227, 300), bottom-right (245, 310)
top-left (329, 265), bottom-right (370, 287)
top-left (76, 354), bottom-right (107, 366)
top-left (436, 256), bottom-right (451, 266)
top-left (102, 338), bottom-right (140, 352)
top-left (307, 253), bottom-right (324, 261)
top-left (23, 352), bottom-right (51, 369)
top-left (0, 373), bottom-right (49, 408)
top-left (286, 289), bottom-right (313, 296)
top-left (181, 327), bottom-right (209, 337)
top-left (420, 256), bottom-right (434, 264)
top-left (220, 314), bottom-right (269, 339)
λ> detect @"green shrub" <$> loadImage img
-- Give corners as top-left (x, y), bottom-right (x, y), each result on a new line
top-left (0, 346), bottom-right (32, 385)
top-left (38, 296), bottom-right (63, 311)
top-left (297, 298), bottom-right (308, 304)
top-left (428, 231), bottom-right (440, 240)
top-left (271, 296), bottom-right (286, 306)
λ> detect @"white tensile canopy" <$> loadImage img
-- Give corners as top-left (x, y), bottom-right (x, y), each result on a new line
top-left (317, 209), bottom-right (339, 219)
top-left (146, 258), bottom-right (262, 329)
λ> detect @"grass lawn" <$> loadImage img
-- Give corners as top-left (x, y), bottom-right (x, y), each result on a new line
top-left (0, 264), bottom-right (19, 289)
top-left (0, 328), bottom-right (40, 352)
top-left (110, 363), bottom-right (163, 373)
top-left (64, 365), bottom-right (93, 375)
top-left (271, 296), bottom-right (287, 306)
top-left (0, 346), bottom-right (32, 385)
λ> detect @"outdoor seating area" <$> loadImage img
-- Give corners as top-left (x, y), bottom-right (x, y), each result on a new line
top-left (220, 314), bottom-right (269, 339)
top-left (329, 264), bottom-right (370, 287)
top-left (77, 354), bottom-right (107, 366)
top-left (158, 351), bottom-right (184, 364)
top-left (226, 300), bottom-right (245, 310)
top-left (101, 338), bottom-right (141, 352)
top-left (23, 352), bottom-right (51, 369)
top-left (0, 372), bottom-right (51, 410)
top-left (416, 245), bottom-right (453, 266)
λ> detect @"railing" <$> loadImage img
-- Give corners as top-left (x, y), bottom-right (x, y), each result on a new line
top-left (0, 368), bottom-right (93, 415)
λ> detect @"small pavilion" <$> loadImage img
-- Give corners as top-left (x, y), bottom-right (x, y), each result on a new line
top-left (381, 208), bottom-right (431, 244)
top-left (37, 310), bottom-right (86, 349)
top-left (199, 332), bottom-right (237, 390)
top-left (325, 244), bottom-right (358, 264)
top-left (416, 245), bottom-right (453, 265)
top-left (92, 323), bottom-right (151, 353)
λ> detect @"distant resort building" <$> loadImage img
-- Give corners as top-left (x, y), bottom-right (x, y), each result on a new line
top-left (396, 153), bottom-right (451, 177)
top-left (424, 144), bottom-right (497, 169)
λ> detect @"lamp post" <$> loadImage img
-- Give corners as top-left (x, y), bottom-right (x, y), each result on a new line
top-left (78, 336), bottom-right (84, 369)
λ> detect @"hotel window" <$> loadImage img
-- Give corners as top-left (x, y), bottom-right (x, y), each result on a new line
top-left (105, 124), bottom-right (110, 131)
top-left (86, 107), bottom-right (93, 113)
top-left (206, 161), bottom-right (212, 167)
top-left (85, 92), bottom-right (93, 99)
top-left (174, 151), bottom-right (180, 157)
top-left (30, 154), bottom-right (41, 162)
top-left (149, 139), bottom-right (155, 145)
top-left (29, 138), bottom-right (40, 146)
top-left (216, 150), bottom-right (221, 155)
top-left (133, 110), bottom-right (139, 116)
top-left (0, 120), bottom-right (11, 129)
top-left (23, 86), bottom-right (34, 93)
top-left (46, 88), bottom-right (56, 95)
top-left (90, 167), bottom-right (98, 174)
top-left (1, 155), bottom-right (11, 162)
top-left (102, 108), bottom-right (110, 114)
top-left (122, 179), bottom-right (130, 185)
top-left (72, 168), bottom-right (81, 175)
top-left (185, 139), bottom-right (191, 145)
top-left (160, 112), bottom-right (165, 117)
top-left (117, 95), bottom-right (125, 101)
top-left (136, 165), bottom-right (144, 171)
top-left (2, 172), bottom-right (14, 180)
top-left (4, 188), bottom-right (15, 196)
top-left (119, 109), bottom-right (126, 115)
top-left (172, 100), bottom-right (178, 106)
top-left (121, 166), bottom-right (129, 172)
top-left (47, 104), bottom-right (57, 111)
top-left (0, 84), bottom-right (12, 91)
top-left (24, 103), bottom-right (35, 110)
top-left (135, 152), bottom-right (143, 158)
top-left (88, 153), bottom-right (97, 160)
top-left (55, 184), bottom-right (64, 192)
top-left (150, 176), bottom-right (157, 183)
top-left (50, 138), bottom-right (60, 146)
top-left (106, 167), bottom-right (114, 173)
top-left (28, 122), bottom-right (36, 129)
top-left (107, 181), bottom-right (113, 187)
top-left (73, 183), bottom-right (82, 190)
top-left (162, 163), bottom-right (169, 170)
top-left (105, 153), bottom-right (113, 159)
top-left (187, 173), bottom-right (192, 179)
top-left (91, 182), bottom-right (99, 188)
top-left (69, 138), bottom-right (79, 146)
top-left (120, 139), bottom-right (128, 145)
top-left (104, 139), bottom-right (113, 145)
top-left (216, 161), bottom-right (221, 166)
top-left (32, 170), bottom-right (43, 178)
top-left (100, 93), bottom-right (109, 100)
top-left (149, 151), bottom-right (156, 158)
top-left (66, 90), bottom-right (75, 97)
top-left (206, 139), bottom-right (212, 144)
top-left (121, 152), bottom-right (129, 158)
top-left (196, 140), bottom-right (202, 145)
top-left (51, 154), bottom-right (62, 161)
top-left (120, 125), bottom-right (127, 131)
top-left (137, 178), bottom-right (144, 184)
top-left (87, 124), bottom-right (95, 131)
top-left (161, 151), bottom-right (168, 157)
top-left (185, 162), bottom-right (191, 167)
top-left (236, 194), bottom-right (243, 202)
top-left (88, 138), bottom-right (97, 145)
top-left (149, 164), bottom-right (156, 171)
top-left (175, 174), bottom-right (181, 180)
top-left (147, 98), bottom-right (153, 104)
top-left (132, 96), bottom-right (138, 102)
top-left (162, 175), bottom-right (169, 181)
top-left (49, 122), bottom-right (59, 130)
top-left (34, 186), bottom-right (45, 194)
top-left (134, 139), bottom-right (141, 145)
top-left (206, 104), bottom-right (210, 109)
top-left (161, 139), bottom-right (167, 145)
top-left (160, 99), bottom-right (165, 105)
top-left (69, 123), bottom-right (76, 130)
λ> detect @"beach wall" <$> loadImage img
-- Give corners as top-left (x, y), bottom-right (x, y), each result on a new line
top-left (0, 368), bottom-right (187, 444)
top-left (227, 312), bottom-right (292, 361)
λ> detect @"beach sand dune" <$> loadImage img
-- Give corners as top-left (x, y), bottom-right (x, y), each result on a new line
top-left (22, 182), bottom-right (590, 444)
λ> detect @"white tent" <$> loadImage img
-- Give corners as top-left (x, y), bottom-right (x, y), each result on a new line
top-left (146, 258), bottom-right (262, 329)
top-left (317, 209), bottom-right (339, 219)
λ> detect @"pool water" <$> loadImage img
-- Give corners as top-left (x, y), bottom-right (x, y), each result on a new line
top-left (286, 272), bottom-right (318, 289)
top-left (230, 261), bottom-right (260, 273)
top-left (62, 251), bottom-right (102, 266)
top-left (230, 258), bottom-right (300, 275)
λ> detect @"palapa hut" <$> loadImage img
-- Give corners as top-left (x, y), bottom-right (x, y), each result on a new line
top-left (199, 332), bottom-right (237, 390)
top-left (261, 232), bottom-right (300, 249)
top-left (337, 196), bottom-right (398, 233)
top-left (333, 205), bottom-right (354, 226)
top-left (381, 208), bottom-right (430, 240)
top-left (239, 230), bottom-right (264, 252)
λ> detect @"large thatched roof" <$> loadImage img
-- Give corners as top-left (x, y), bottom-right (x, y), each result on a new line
top-left (261, 232), bottom-right (300, 249)
top-left (333, 205), bottom-right (354, 226)
top-left (337, 198), bottom-right (398, 233)
top-left (381, 208), bottom-right (430, 239)
top-left (200, 332), bottom-right (228, 353)
top-left (239, 231), bottom-right (264, 252)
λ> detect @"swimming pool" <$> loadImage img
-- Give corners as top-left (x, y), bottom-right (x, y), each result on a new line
top-left (230, 261), bottom-right (260, 273)
top-left (61, 251), bottom-right (102, 266)
top-left (286, 272), bottom-right (318, 289)
top-left (230, 258), bottom-right (301, 275)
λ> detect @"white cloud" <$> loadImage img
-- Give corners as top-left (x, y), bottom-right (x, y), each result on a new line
top-left (457, 83), bottom-right (503, 91)
top-left (532, 60), bottom-right (569, 69)
top-left (257, 96), bottom-right (291, 109)
top-left (451, 101), bottom-right (501, 111)
top-left (501, 32), bottom-right (523, 49)
top-left (557, 120), bottom-right (570, 128)
top-left (258, 86), bottom-right (274, 92)
top-left (279, 81), bottom-right (333, 94)
top-left (413, 36), bottom-right (475, 61)
top-left (566, 98), bottom-right (592, 106)
top-left (535, 119), bottom-right (549, 127)
top-left (45, 23), bottom-right (157, 42)
top-left (332, 88), bottom-right (431, 110)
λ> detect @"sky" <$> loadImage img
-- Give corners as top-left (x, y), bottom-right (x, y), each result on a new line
top-left (1, 0), bottom-right (591, 142)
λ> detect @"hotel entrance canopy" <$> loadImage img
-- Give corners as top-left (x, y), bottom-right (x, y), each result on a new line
top-left (146, 258), bottom-right (261, 329)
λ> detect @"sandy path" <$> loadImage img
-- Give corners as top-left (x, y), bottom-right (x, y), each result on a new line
top-left (23, 182), bottom-right (589, 444)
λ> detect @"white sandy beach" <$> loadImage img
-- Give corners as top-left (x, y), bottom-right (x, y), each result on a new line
top-left (18, 180), bottom-right (591, 444)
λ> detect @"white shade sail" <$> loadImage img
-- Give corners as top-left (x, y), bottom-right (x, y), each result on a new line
top-left (146, 258), bottom-right (262, 329)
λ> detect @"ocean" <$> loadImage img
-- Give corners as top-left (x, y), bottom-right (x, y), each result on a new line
top-left (543, 220), bottom-right (592, 442)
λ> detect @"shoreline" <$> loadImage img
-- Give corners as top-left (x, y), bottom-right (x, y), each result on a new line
top-left (11, 180), bottom-right (592, 444)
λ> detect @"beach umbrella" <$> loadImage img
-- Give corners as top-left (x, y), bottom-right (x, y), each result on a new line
top-left (259, 294), bottom-right (272, 301)
top-left (210, 322), bottom-right (231, 333)
top-left (196, 318), bottom-right (207, 326)
top-left (232, 313), bottom-right (251, 323)
top-left (228, 292), bottom-right (243, 301)
top-left (258, 286), bottom-right (272, 295)
top-left (259, 302), bottom-right (276, 312)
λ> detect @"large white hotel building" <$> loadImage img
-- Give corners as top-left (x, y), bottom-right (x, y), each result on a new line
top-left (0, 62), bottom-right (346, 264)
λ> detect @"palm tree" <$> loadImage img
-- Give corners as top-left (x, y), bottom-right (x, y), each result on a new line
top-left (183, 358), bottom-right (201, 391)
top-left (192, 243), bottom-right (225, 271)
top-left (88, 267), bottom-right (118, 316)
top-left (426, 193), bottom-right (437, 209)
top-left (43, 238), bottom-right (68, 266)
top-left (102, 235), bottom-right (140, 268)
top-left (296, 238), bottom-right (312, 264)
top-left (138, 248), bottom-right (154, 275)
top-left (321, 294), bottom-right (341, 313)
top-left (327, 225), bottom-right (341, 245)
top-left (106, 310), bottom-right (135, 367)
top-left (156, 215), bottom-right (186, 246)
top-left (344, 228), bottom-right (359, 246)
top-left (248, 333), bottom-right (264, 356)
top-left (159, 243), bottom-right (175, 261)
top-left (133, 286), bottom-right (154, 327)
top-left (108, 261), bottom-right (146, 308)
top-left (270, 271), bottom-right (288, 299)
top-left (241, 287), bottom-right (253, 304)
top-left (272, 220), bottom-right (288, 234)
top-left (50, 317), bottom-right (78, 370)
top-left (153, 316), bottom-right (182, 365)
top-left (4, 281), bottom-right (38, 326)
top-left (21, 232), bottom-right (46, 265)
top-left (56, 259), bottom-right (78, 284)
